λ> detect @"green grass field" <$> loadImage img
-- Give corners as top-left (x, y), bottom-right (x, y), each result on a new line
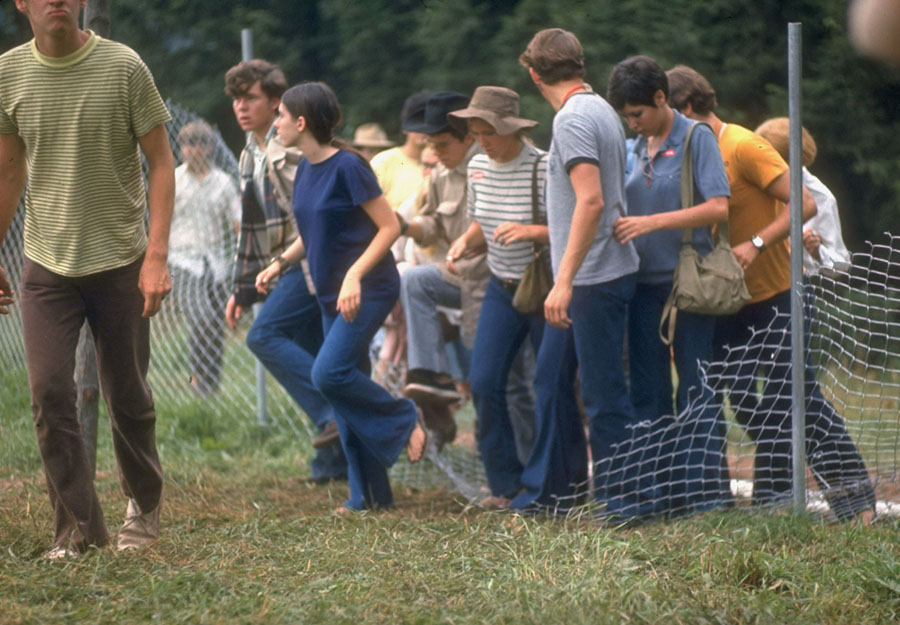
top-left (2, 367), bottom-right (900, 624)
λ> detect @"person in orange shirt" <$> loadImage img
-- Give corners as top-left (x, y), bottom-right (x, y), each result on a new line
top-left (666, 65), bottom-right (875, 522)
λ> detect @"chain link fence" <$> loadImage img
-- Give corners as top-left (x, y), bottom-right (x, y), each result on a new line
top-left (1, 101), bottom-right (898, 518)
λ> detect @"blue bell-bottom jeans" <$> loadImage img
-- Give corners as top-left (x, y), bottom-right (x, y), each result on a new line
top-left (513, 273), bottom-right (640, 513)
top-left (469, 275), bottom-right (544, 498)
top-left (313, 288), bottom-right (419, 510)
top-left (628, 281), bottom-right (731, 514)
top-left (713, 288), bottom-right (875, 519)
top-left (246, 266), bottom-right (346, 480)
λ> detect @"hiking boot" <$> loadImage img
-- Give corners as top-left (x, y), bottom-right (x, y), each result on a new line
top-left (117, 498), bottom-right (160, 551)
top-left (311, 421), bottom-right (340, 449)
top-left (404, 369), bottom-right (461, 404)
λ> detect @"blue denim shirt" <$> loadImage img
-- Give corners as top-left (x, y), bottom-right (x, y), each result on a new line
top-left (625, 111), bottom-right (730, 285)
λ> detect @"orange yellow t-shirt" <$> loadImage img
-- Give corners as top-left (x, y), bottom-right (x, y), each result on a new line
top-left (718, 123), bottom-right (791, 303)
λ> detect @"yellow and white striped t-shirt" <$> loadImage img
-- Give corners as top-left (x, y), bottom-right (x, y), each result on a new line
top-left (0, 32), bottom-right (171, 277)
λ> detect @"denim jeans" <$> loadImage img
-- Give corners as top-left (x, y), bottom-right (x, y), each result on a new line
top-left (628, 282), bottom-right (730, 514)
top-left (314, 289), bottom-right (419, 510)
top-left (713, 289), bottom-right (875, 518)
top-left (469, 276), bottom-right (544, 498)
top-left (401, 264), bottom-right (462, 375)
top-left (513, 273), bottom-right (640, 513)
top-left (511, 323), bottom-right (587, 512)
top-left (246, 266), bottom-right (346, 480)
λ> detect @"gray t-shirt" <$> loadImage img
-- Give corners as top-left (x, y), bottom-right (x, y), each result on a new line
top-left (547, 92), bottom-right (639, 285)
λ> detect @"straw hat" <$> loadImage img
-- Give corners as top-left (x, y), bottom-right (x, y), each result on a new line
top-left (448, 86), bottom-right (538, 136)
top-left (352, 123), bottom-right (395, 148)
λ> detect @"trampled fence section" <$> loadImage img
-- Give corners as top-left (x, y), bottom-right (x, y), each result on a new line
top-left (0, 101), bottom-right (897, 519)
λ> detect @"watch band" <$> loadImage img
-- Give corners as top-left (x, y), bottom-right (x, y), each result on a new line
top-left (271, 254), bottom-right (289, 273)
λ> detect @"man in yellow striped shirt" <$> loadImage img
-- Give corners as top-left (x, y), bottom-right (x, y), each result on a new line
top-left (0, 0), bottom-right (174, 558)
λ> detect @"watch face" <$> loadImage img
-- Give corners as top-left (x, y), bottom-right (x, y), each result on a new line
top-left (752, 236), bottom-right (764, 250)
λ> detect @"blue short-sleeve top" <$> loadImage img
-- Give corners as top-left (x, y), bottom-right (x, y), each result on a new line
top-left (292, 149), bottom-right (399, 313)
top-left (625, 111), bottom-right (730, 285)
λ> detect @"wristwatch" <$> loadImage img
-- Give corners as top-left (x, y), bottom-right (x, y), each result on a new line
top-left (750, 235), bottom-right (766, 252)
top-left (271, 254), bottom-right (289, 273)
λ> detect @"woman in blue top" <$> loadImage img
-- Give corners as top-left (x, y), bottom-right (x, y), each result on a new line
top-left (255, 82), bottom-right (425, 513)
top-left (607, 56), bottom-right (731, 516)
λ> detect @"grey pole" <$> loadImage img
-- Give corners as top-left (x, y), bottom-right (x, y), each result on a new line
top-left (241, 29), bottom-right (254, 63)
top-left (240, 28), bottom-right (270, 428)
top-left (76, 0), bottom-right (112, 476)
top-left (788, 22), bottom-right (807, 514)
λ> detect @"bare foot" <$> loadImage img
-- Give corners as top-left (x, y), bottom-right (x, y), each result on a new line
top-left (853, 508), bottom-right (876, 526)
top-left (480, 496), bottom-right (511, 510)
top-left (406, 413), bottom-right (427, 463)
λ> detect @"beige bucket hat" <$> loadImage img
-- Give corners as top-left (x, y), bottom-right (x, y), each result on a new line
top-left (352, 123), bottom-right (395, 148)
top-left (448, 86), bottom-right (538, 135)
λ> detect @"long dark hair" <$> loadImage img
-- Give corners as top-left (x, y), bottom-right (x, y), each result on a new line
top-left (281, 81), bottom-right (370, 163)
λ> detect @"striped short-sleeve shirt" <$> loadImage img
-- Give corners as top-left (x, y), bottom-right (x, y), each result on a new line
top-left (0, 32), bottom-right (171, 276)
top-left (466, 143), bottom-right (547, 280)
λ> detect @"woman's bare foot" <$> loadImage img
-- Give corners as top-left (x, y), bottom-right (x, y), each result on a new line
top-left (480, 496), bottom-right (511, 510)
top-left (406, 412), bottom-right (427, 463)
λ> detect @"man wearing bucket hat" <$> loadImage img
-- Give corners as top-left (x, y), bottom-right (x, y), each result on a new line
top-left (513, 29), bottom-right (642, 517)
top-left (445, 85), bottom-right (547, 504)
top-left (399, 92), bottom-right (483, 406)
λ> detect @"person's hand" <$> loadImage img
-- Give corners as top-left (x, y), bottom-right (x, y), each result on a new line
top-left (337, 271), bottom-right (361, 322)
top-left (732, 241), bottom-right (761, 270)
top-left (255, 261), bottom-right (281, 294)
top-left (613, 215), bottom-right (657, 244)
top-left (0, 265), bottom-right (14, 315)
top-left (138, 256), bottom-right (171, 318)
top-left (803, 228), bottom-right (823, 261)
top-left (493, 222), bottom-right (533, 245)
top-left (445, 236), bottom-right (468, 276)
top-left (225, 294), bottom-right (242, 330)
top-left (543, 281), bottom-right (572, 329)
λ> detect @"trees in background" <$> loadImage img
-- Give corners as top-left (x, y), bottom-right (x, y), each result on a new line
top-left (1, 0), bottom-right (896, 244)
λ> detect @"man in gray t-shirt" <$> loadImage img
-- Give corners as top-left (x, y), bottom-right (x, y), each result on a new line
top-left (511, 28), bottom-right (645, 519)
top-left (546, 91), bottom-right (639, 285)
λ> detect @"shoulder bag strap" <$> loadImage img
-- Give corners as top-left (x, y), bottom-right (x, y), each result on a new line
top-left (530, 153), bottom-right (545, 257)
top-left (661, 122), bottom-right (700, 346)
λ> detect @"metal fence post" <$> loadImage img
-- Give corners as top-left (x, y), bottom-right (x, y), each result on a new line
top-left (788, 22), bottom-right (808, 514)
top-left (74, 0), bottom-right (112, 476)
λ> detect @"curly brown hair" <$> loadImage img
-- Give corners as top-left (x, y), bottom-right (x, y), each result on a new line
top-left (224, 59), bottom-right (287, 100)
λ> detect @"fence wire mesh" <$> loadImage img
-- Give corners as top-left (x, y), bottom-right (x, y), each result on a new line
top-left (0, 101), bottom-right (897, 521)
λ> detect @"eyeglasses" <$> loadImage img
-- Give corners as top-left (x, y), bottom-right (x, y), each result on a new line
top-left (640, 154), bottom-right (654, 188)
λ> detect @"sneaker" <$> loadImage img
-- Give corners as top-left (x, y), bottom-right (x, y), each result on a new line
top-left (117, 498), bottom-right (160, 551)
top-left (43, 545), bottom-right (78, 560)
top-left (311, 421), bottom-right (340, 449)
top-left (404, 369), bottom-right (462, 404)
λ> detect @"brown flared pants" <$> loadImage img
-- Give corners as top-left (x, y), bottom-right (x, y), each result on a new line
top-left (20, 257), bottom-right (163, 551)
